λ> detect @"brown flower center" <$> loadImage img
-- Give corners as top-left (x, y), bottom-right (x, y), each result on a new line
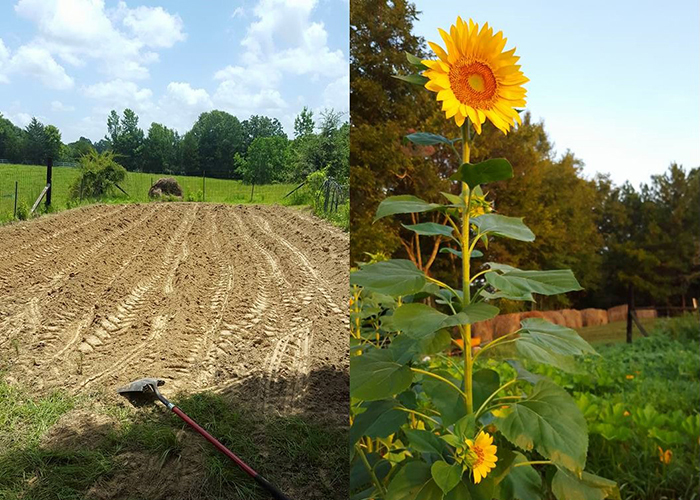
top-left (449, 60), bottom-right (498, 109)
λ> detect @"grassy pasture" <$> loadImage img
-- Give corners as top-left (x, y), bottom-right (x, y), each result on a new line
top-left (0, 164), bottom-right (299, 224)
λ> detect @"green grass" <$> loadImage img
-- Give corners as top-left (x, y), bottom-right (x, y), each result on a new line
top-left (0, 381), bottom-right (348, 500)
top-left (575, 318), bottom-right (658, 345)
top-left (0, 164), bottom-right (300, 224)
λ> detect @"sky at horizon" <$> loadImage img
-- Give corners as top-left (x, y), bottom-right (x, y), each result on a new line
top-left (412, 0), bottom-right (700, 186)
top-left (0, 0), bottom-right (349, 144)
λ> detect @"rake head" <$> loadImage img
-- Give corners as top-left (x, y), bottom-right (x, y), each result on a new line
top-left (117, 378), bottom-right (168, 407)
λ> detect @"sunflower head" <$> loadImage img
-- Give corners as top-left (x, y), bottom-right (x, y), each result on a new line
top-left (422, 17), bottom-right (528, 134)
top-left (455, 430), bottom-right (498, 484)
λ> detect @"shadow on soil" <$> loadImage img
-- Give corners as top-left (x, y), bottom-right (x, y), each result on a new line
top-left (0, 366), bottom-right (349, 500)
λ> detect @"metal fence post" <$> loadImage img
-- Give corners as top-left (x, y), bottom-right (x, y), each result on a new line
top-left (13, 181), bottom-right (18, 218)
top-left (46, 157), bottom-right (53, 208)
top-left (202, 170), bottom-right (206, 202)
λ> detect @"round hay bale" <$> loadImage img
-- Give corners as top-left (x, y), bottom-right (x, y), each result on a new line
top-left (541, 310), bottom-right (567, 326)
top-left (607, 305), bottom-right (628, 323)
top-left (561, 309), bottom-right (583, 329)
top-left (492, 313), bottom-right (521, 338)
top-left (472, 319), bottom-right (494, 343)
top-left (149, 177), bottom-right (183, 199)
top-left (581, 308), bottom-right (608, 327)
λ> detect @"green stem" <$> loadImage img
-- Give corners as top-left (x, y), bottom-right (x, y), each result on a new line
top-left (513, 460), bottom-right (552, 468)
top-left (356, 444), bottom-right (386, 497)
top-left (411, 368), bottom-right (467, 399)
top-left (460, 122), bottom-right (474, 415)
top-left (475, 379), bottom-right (519, 418)
top-left (393, 407), bottom-right (446, 430)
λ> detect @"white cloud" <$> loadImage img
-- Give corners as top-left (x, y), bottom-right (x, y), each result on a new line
top-left (13, 0), bottom-right (185, 81)
top-left (1, 110), bottom-right (33, 127)
top-left (231, 7), bottom-right (245, 19)
top-left (322, 73), bottom-right (349, 112)
top-left (212, 0), bottom-right (348, 127)
top-left (0, 39), bottom-right (10, 84)
top-left (9, 45), bottom-right (74, 89)
top-left (165, 82), bottom-right (212, 108)
top-left (156, 82), bottom-right (213, 131)
top-left (82, 79), bottom-right (154, 114)
top-left (240, 0), bottom-right (345, 78)
top-left (213, 80), bottom-right (287, 117)
top-left (51, 100), bottom-right (75, 112)
top-left (121, 5), bottom-right (186, 48)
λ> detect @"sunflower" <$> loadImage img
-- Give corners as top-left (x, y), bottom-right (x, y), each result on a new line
top-left (456, 430), bottom-right (498, 484)
top-left (422, 17), bottom-right (528, 134)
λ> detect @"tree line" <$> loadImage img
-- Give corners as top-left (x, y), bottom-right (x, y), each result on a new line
top-left (0, 107), bottom-right (349, 184)
top-left (350, 0), bottom-right (699, 310)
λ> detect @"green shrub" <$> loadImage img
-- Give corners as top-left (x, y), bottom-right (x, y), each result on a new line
top-left (15, 201), bottom-right (29, 221)
top-left (69, 150), bottom-right (127, 200)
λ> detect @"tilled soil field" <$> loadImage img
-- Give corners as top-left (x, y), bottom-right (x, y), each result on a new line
top-left (0, 203), bottom-right (348, 420)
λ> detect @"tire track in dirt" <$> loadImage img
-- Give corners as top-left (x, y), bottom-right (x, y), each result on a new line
top-left (0, 204), bottom-right (125, 258)
top-left (73, 205), bottom-right (199, 391)
top-left (1, 203), bottom-right (348, 422)
top-left (0, 204), bottom-right (161, 340)
top-left (0, 205), bottom-right (130, 287)
top-left (0, 205), bottom-right (162, 354)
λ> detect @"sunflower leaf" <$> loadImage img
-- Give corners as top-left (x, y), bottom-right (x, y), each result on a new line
top-left (392, 73), bottom-right (429, 86)
top-left (406, 132), bottom-right (452, 146)
top-left (551, 469), bottom-right (618, 500)
top-left (495, 379), bottom-right (588, 474)
top-left (386, 461), bottom-right (443, 500)
top-left (472, 214), bottom-right (535, 242)
top-left (450, 158), bottom-right (514, 188)
top-left (350, 259), bottom-right (426, 296)
top-left (406, 52), bottom-right (429, 70)
top-left (402, 222), bottom-right (454, 239)
top-left (374, 195), bottom-right (443, 221)
top-left (431, 461), bottom-right (463, 495)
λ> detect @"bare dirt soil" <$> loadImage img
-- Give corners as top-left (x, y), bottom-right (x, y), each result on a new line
top-left (0, 203), bottom-right (349, 420)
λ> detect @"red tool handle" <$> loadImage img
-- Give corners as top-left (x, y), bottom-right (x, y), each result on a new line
top-left (171, 406), bottom-right (291, 500)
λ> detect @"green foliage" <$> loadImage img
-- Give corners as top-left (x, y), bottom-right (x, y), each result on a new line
top-left (522, 317), bottom-right (700, 499)
top-left (15, 200), bottom-right (29, 221)
top-left (242, 136), bottom-right (289, 185)
top-left (141, 122), bottom-right (181, 174)
top-left (69, 150), bottom-right (127, 200)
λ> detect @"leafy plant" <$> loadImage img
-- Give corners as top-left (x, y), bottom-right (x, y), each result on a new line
top-left (349, 20), bottom-right (618, 499)
top-left (69, 150), bottom-right (127, 200)
top-left (15, 200), bottom-right (29, 221)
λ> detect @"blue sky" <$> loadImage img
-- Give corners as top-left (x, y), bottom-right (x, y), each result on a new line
top-left (413, 0), bottom-right (700, 185)
top-left (0, 0), bottom-right (349, 143)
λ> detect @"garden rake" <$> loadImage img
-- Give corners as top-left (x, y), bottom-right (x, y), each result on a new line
top-left (117, 378), bottom-right (292, 500)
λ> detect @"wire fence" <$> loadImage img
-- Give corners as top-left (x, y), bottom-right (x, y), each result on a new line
top-left (0, 163), bottom-right (300, 224)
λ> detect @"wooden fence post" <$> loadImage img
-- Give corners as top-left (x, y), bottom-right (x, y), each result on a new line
top-left (13, 181), bottom-right (18, 218)
top-left (626, 283), bottom-right (634, 344)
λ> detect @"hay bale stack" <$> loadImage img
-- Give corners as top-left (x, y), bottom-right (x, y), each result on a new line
top-left (581, 308), bottom-right (608, 327)
top-left (149, 177), bottom-right (183, 199)
top-left (636, 308), bottom-right (658, 319)
top-left (607, 305), bottom-right (628, 323)
top-left (519, 311), bottom-right (545, 320)
top-left (492, 313), bottom-right (521, 338)
top-left (472, 319), bottom-right (495, 343)
top-left (561, 309), bottom-right (583, 329)
top-left (541, 310), bottom-right (567, 326)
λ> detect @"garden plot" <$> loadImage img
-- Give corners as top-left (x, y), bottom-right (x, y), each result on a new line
top-left (0, 202), bottom-right (349, 420)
